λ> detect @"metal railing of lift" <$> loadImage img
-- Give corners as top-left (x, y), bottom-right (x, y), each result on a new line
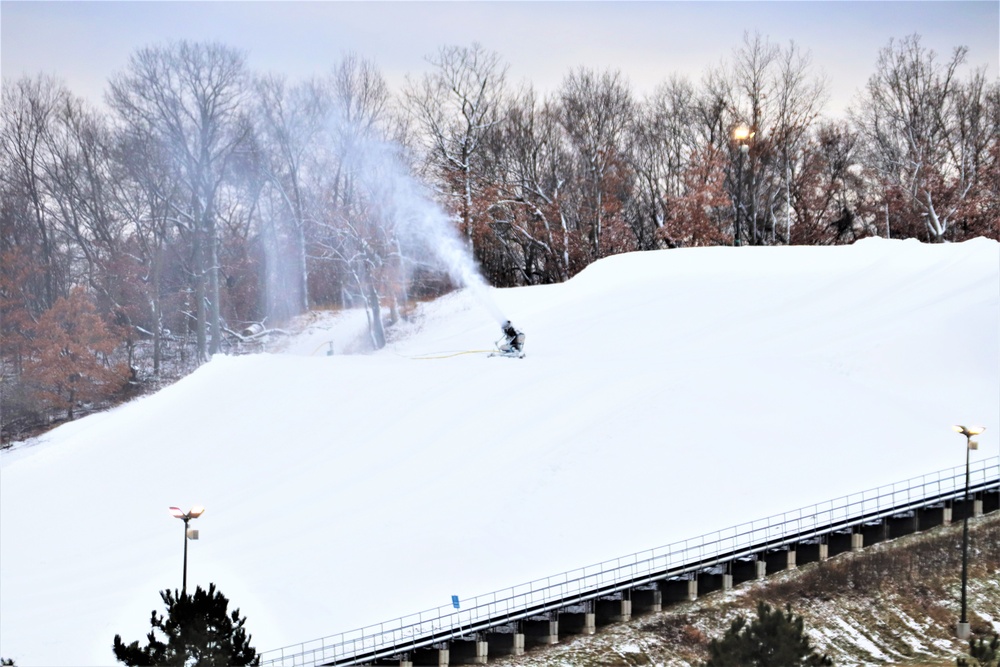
top-left (260, 456), bottom-right (999, 667)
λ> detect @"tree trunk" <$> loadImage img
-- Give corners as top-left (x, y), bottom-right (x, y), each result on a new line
top-left (192, 209), bottom-right (208, 362)
top-left (366, 281), bottom-right (385, 350)
top-left (208, 214), bottom-right (222, 355)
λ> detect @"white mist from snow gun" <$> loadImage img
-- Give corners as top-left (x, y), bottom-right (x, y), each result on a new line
top-left (256, 92), bottom-right (513, 333)
top-left (338, 115), bottom-right (509, 327)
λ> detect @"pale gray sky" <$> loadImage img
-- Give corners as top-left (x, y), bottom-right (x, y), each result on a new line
top-left (2, 1), bottom-right (998, 117)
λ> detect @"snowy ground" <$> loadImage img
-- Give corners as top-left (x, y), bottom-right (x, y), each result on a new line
top-left (1, 238), bottom-right (998, 666)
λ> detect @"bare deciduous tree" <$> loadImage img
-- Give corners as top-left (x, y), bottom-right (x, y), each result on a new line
top-left (1, 75), bottom-right (69, 311)
top-left (252, 74), bottom-right (331, 320)
top-left (108, 41), bottom-right (251, 360)
top-left (486, 88), bottom-right (576, 284)
top-left (853, 34), bottom-right (997, 242)
top-left (771, 41), bottom-right (828, 243)
top-left (558, 67), bottom-right (636, 259)
top-left (405, 43), bottom-right (509, 246)
top-left (629, 76), bottom-right (701, 249)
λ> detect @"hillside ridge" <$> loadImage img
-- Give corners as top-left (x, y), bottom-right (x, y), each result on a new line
top-left (491, 512), bottom-right (1000, 667)
top-left (2, 240), bottom-right (998, 666)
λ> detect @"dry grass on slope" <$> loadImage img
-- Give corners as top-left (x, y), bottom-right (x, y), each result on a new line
top-left (493, 512), bottom-right (1000, 667)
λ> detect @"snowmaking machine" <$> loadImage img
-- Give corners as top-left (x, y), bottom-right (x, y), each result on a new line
top-left (491, 320), bottom-right (526, 358)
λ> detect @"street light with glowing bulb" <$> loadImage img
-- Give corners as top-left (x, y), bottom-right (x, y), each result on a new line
top-left (732, 124), bottom-right (754, 246)
top-left (169, 505), bottom-right (205, 596)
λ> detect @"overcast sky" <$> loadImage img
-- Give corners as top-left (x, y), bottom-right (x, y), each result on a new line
top-left (2, 1), bottom-right (998, 117)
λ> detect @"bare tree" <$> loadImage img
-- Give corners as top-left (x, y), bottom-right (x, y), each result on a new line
top-left (771, 41), bottom-right (828, 243)
top-left (852, 34), bottom-right (996, 241)
top-left (719, 32), bottom-right (828, 245)
top-left (486, 87), bottom-right (577, 284)
top-left (38, 94), bottom-right (130, 298)
top-left (252, 74), bottom-right (330, 321)
top-left (296, 55), bottom-right (413, 348)
top-left (404, 43), bottom-right (509, 246)
top-left (693, 69), bottom-right (732, 149)
top-left (788, 121), bottom-right (867, 244)
top-left (110, 126), bottom-right (187, 375)
top-left (0, 75), bottom-right (69, 311)
top-left (558, 67), bottom-right (636, 259)
top-left (108, 41), bottom-right (251, 360)
top-left (628, 76), bottom-right (702, 248)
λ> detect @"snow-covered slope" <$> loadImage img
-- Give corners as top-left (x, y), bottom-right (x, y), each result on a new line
top-left (1, 239), bottom-right (998, 666)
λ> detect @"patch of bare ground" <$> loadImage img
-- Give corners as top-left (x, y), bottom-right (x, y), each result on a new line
top-left (492, 511), bottom-right (1000, 667)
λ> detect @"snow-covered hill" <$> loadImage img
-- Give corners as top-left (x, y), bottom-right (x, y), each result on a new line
top-left (1, 239), bottom-right (998, 666)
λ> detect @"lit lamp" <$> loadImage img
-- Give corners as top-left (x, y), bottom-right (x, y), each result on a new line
top-left (169, 505), bottom-right (205, 595)
top-left (951, 425), bottom-right (984, 640)
top-left (732, 124), bottom-right (753, 247)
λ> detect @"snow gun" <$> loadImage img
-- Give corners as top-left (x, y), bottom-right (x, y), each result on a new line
top-left (491, 320), bottom-right (525, 359)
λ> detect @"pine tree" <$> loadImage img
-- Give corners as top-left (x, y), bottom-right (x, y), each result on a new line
top-left (704, 601), bottom-right (833, 667)
top-left (958, 633), bottom-right (1000, 667)
top-left (112, 583), bottom-right (259, 666)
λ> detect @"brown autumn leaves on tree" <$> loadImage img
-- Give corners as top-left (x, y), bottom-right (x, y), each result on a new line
top-left (20, 287), bottom-right (129, 421)
top-left (1, 32), bottom-right (997, 441)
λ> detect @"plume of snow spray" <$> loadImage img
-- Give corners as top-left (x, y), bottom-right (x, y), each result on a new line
top-left (339, 116), bottom-right (508, 326)
top-left (257, 102), bottom-right (510, 330)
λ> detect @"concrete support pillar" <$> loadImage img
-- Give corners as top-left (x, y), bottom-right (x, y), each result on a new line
top-left (755, 559), bottom-right (766, 579)
top-left (474, 642), bottom-right (487, 664)
top-left (543, 621), bottom-right (558, 645)
top-left (412, 647), bottom-right (449, 666)
top-left (722, 573), bottom-right (733, 590)
top-left (943, 506), bottom-right (953, 526)
top-left (632, 589), bottom-right (662, 613)
top-left (974, 499), bottom-right (983, 517)
top-left (414, 649), bottom-right (447, 667)
top-left (596, 599), bottom-right (631, 623)
top-left (687, 578), bottom-right (698, 601)
top-left (851, 533), bottom-right (864, 552)
top-left (487, 633), bottom-right (524, 657)
top-left (786, 550), bottom-right (797, 570)
top-left (523, 619), bottom-right (558, 646)
top-left (818, 543), bottom-right (829, 562)
top-left (449, 640), bottom-right (487, 665)
top-left (560, 611), bottom-right (595, 636)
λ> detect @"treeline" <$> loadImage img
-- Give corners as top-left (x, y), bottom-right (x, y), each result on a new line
top-left (1, 33), bottom-right (998, 439)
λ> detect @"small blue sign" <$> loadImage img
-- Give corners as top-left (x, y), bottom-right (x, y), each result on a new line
top-left (451, 595), bottom-right (460, 609)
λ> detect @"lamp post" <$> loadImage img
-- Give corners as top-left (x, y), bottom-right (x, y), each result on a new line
top-left (169, 505), bottom-right (205, 595)
top-left (951, 425), bottom-right (984, 640)
top-left (732, 125), bottom-right (752, 247)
